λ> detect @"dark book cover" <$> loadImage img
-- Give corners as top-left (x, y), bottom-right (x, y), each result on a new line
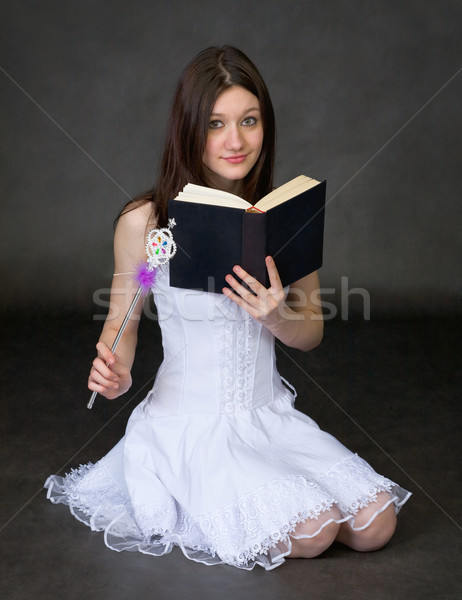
top-left (168, 180), bottom-right (326, 293)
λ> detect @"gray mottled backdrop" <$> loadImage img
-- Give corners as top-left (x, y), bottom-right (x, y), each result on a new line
top-left (1, 0), bottom-right (461, 315)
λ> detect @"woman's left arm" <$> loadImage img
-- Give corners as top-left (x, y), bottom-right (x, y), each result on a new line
top-left (223, 256), bottom-right (323, 351)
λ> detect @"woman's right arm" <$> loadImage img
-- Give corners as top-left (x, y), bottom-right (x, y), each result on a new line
top-left (88, 203), bottom-right (154, 400)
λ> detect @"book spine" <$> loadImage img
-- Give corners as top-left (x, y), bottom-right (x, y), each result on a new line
top-left (266, 180), bottom-right (326, 288)
top-left (241, 212), bottom-right (268, 286)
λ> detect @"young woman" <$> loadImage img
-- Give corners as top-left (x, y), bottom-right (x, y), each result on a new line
top-left (45, 46), bottom-right (410, 570)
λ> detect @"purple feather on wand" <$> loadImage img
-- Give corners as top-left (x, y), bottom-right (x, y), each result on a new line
top-left (136, 262), bottom-right (157, 293)
top-left (87, 221), bottom-right (177, 409)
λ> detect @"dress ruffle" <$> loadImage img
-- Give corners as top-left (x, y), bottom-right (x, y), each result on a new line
top-left (45, 443), bottom-right (410, 570)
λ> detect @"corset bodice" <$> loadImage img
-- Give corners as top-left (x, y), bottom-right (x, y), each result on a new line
top-left (144, 266), bottom-right (289, 415)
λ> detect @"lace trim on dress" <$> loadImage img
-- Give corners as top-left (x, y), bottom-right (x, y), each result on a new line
top-left (62, 462), bottom-right (129, 513)
top-left (44, 453), bottom-right (410, 570)
top-left (187, 474), bottom-right (336, 565)
top-left (221, 304), bottom-right (259, 414)
top-left (316, 453), bottom-right (400, 519)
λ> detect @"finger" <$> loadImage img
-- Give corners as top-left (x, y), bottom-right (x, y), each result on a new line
top-left (265, 256), bottom-right (282, 289)
top-left (88, 378), bottom-right (119, 398)
top-left (222, 285), bottom-right (260, 319)
top-left (88, 378), bottom-right (119, 400)
top-left (88, 377), bottom-right (118, 393)
top-left (231, 265), bottom-right (266, 295)
top-left (89, 374), bottom-right (116, 395)
top-left (225, 273), bottom-right (260, 305)
top-left (92, 357), bottom-right (118, 383)
top-left (96, 341), bottom-right (115, 364)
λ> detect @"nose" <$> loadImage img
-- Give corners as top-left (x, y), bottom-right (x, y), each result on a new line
top-left (224, 125), bottom-right (244, 151)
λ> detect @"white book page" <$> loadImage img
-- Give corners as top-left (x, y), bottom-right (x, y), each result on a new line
top-left (175, 184), bottom-right (251, 209)
top-left (255, 176), bottom-right (319, 211)
top-left (174, 176), bottom-right (320, 211)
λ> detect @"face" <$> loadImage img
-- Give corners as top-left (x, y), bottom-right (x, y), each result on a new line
top-left (202, 86), bottom-right (264, 195)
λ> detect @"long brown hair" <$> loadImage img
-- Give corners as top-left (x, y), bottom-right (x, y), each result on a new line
top-left (121, 46), bottom-right (276, 227)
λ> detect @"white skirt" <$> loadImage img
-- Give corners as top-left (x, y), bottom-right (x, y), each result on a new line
top-left (45, 393), bottom-right (411, 570)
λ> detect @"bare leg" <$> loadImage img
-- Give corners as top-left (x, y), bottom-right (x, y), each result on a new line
top-left (336, 492), bottom-right (397, 552)
top-left (288, 508), bottom-right (341, 558)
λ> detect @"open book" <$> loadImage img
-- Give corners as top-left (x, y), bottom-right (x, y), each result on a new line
top-left (168, 175), bottom-right (326, 292)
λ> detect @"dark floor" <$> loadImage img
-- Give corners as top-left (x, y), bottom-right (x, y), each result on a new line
top-left (0, 311), bottom-right (461, 600)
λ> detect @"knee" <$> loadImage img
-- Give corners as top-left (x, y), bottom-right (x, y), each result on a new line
top-left (289, 520), bottom-right (340, 558)
top-left (350, 503), bottom-right (397, 552)
top-left (336, 492), bottom-right (398, 552)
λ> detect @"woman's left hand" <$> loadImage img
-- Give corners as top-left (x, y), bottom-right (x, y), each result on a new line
top-left (223, 256), bottom-right (291, 332)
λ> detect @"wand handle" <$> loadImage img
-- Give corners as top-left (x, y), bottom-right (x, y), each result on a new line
top-left (87, 285), bottom-right (143, 409)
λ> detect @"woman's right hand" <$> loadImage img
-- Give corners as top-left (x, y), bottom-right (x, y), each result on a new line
top-left (88, 341), bottom-right (132, 400)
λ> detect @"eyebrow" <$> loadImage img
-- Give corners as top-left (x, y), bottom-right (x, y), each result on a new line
top-left (210, 107), bottom-right (261, 117)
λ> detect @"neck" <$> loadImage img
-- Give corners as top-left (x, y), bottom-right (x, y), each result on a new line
top-left (204, 169), bottom-right (245, 197)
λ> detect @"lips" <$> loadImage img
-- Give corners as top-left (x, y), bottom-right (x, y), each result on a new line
top-left (222, 155), bottom-right (247, 164)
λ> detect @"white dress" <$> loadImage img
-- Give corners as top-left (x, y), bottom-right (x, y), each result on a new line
top-left (45, 265), bottom-right (411, 570)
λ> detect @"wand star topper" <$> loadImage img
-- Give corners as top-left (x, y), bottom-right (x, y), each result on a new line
top-left (87, 219), bottom-right (177, 409)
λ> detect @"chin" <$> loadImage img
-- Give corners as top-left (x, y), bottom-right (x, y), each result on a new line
top-left (205, 163), bottom-right (254, 192)
top-left (224, 166), bottom-right (254, 182)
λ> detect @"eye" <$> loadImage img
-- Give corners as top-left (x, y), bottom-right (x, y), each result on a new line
top-left (209, 120), bottom-right (223, 129)
top-left (242, 116), bottom-right (257, 126)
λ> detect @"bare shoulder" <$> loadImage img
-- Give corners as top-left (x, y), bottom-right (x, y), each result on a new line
top-left (114, 202), bottom-right (156, 268)
top-left (117, 202), bottom-right (157, 234)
